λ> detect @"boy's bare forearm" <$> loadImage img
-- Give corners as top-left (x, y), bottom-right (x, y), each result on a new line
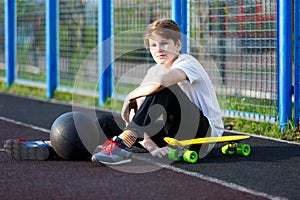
top-left (127, 82), bottom-right (163, 101)
top-left (127, 68), bottom-right (187, 101)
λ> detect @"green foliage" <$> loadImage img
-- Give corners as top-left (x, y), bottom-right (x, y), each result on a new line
top-left (224, 118), bottom-right (300, 143)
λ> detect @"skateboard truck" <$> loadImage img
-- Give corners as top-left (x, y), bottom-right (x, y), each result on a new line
top-left (221, 142), bottom-right (251, 156)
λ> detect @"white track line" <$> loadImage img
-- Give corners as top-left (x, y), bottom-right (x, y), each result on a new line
top-left (0, 116), bottom-right (288, 200)
top-left (161, 163), bottom-right (286, 200)
top-left (132, 154), bottom-right (287, 200)
top-left (0, 116), bottom-right (50, 133)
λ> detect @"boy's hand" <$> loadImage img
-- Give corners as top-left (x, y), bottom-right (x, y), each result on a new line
top-left (122, 98), bottom-right (144, 124)
top-left (149, 146), bottom-right (171, 158)
top-left (139, 133), bottom-right (171, 158)
top-left (121, 101), bottom-right (130, 123)
top-left (122, 99), bottom-right (136, 123)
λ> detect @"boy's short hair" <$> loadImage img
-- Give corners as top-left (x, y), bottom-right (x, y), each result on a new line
top-left (144, 19), bottom-right (181, 50)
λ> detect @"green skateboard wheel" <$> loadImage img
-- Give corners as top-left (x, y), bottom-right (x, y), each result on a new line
top-left (221, 143), bottom-right (235, 155)
top-left (183, 150), bottom-right (198, 163)
top-left (236, 144), bottom-right (251, 157)
top-left (168, 149), bottom-right (182, 161)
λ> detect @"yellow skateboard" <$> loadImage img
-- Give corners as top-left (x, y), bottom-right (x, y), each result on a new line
top-left (164, 135), bottom-right (251, 163)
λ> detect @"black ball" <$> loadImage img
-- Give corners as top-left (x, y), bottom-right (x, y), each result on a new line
top-left (50, 112), bottom-right (100, 160)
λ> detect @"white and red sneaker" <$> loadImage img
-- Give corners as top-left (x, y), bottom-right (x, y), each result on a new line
top-left (91, 136), bottom-right (132, 165)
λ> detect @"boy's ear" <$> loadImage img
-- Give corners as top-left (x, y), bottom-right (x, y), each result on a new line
top-left (176, 40), bottom-right (182, 52)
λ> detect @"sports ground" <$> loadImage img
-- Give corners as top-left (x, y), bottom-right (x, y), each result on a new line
top-left (0, 92), bottom-right (299, 200)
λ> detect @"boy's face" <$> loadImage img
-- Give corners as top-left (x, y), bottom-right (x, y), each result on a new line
top-left (148, 33), bottom-right (181, 68)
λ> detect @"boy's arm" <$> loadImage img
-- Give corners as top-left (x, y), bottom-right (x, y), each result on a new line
top-left (121, 68), bottom-right (187, 122)
top-left (127, 68), bottom-right (187, 100)
top-left (127, 97), bottom-right (145, 124)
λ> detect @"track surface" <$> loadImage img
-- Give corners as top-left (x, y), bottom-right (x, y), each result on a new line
top-left (0, 92), bottom-right (299, 199)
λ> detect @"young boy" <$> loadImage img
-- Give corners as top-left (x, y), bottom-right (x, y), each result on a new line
top-left (91, 19), bottom-right (224, 165)
top-left (3, 19), bottom-right (223, 164)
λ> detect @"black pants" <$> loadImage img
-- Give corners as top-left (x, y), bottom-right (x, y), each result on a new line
top-left (97, 84), bottom-right (209, 152)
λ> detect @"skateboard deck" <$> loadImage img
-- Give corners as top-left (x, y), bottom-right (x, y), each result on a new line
top-left (164, 135), bottom-right (250, 147)
top-left (164, 135), bottom-right (251, 164)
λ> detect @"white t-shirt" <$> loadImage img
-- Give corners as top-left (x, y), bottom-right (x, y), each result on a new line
top-left (171, 54), bottom-right (224, 138)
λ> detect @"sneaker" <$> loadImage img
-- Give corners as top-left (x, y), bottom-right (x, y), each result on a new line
top-left (3, 139), bottom-right (53, 161)
top-left (92, 144), bottom-right (147, 154)
top-left (91, 136), bottom-right (132, 165)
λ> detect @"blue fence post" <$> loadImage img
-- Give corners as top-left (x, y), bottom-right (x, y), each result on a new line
top-left (171, 0), bottom-right (188, 53)
top-left (98, 0), bottom-right (114, 106)
top-left (5, 0), bottom-right (16, 87)
top-left (294, 0), bottom-right (300, 126)
top-left (46, 0), bottom-right (59, 98)
top-left (277, 0), bottom-right (293, 130)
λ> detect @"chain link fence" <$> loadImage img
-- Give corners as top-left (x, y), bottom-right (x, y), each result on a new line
top-left (0, 0), bottom-right (279, 123)
top-left (59, 0), bottom-right (98, 92)
top-left (113, 0), bottom-right (171, 98)
top-left (189, 0), bottom-right (277, 122)
top-left (16, 0), bottom-right (45, 85)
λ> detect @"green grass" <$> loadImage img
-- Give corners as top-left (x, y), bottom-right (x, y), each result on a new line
top-left (223, 118), bottom-right (300, 142)
top-left (219, 95), bottom-right (277, 116)
top-left (0, 81), bottom-right (122, 111)
top-left (0, 81), bottom-right (299, 143)
top-left (0, 81), bottom-right (47, 98)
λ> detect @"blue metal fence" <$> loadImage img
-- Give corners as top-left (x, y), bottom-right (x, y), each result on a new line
top-left (4, 0), bottom-right (16, 87)
top-left (277, 0), bottom-right (293, 130)
top-left (98, 0), bottom-right (114, 106)
top-left (294, 0), bottom-right (300, 127)
top-left (46, 0), bottom-right (58, 98)
top-left (0, 0), bottom-right (299, 129)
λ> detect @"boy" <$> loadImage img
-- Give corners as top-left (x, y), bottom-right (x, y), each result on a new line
top-left (3, 19), bottom-right (223, 164)
top-left (91, 19), bottom-right (224, 165)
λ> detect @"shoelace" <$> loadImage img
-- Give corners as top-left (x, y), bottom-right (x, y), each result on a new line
top-left (101, 139), bottom-right (121, 156)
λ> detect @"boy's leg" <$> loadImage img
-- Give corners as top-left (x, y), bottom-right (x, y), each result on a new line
top-left (126, 84), bottom-right (209, 147)
top-left (94, 113), bottom-right (151, 152)
top-left (92, 85), bottom-right (181, 164)
top-left (92, 113), bottom-right (125, 154)
top-left (92, 84), bottom-right (209, 165)
top-left (124, 85), bottom-right (181, 147)
top-left (91, 115), bottom-right (133, 165)
top-left (188, 110), bottom-right (210, 153)
top-left (117, 84), bottom-right (209, 145)
top-left (96, 113), bottom-right (124, 139)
